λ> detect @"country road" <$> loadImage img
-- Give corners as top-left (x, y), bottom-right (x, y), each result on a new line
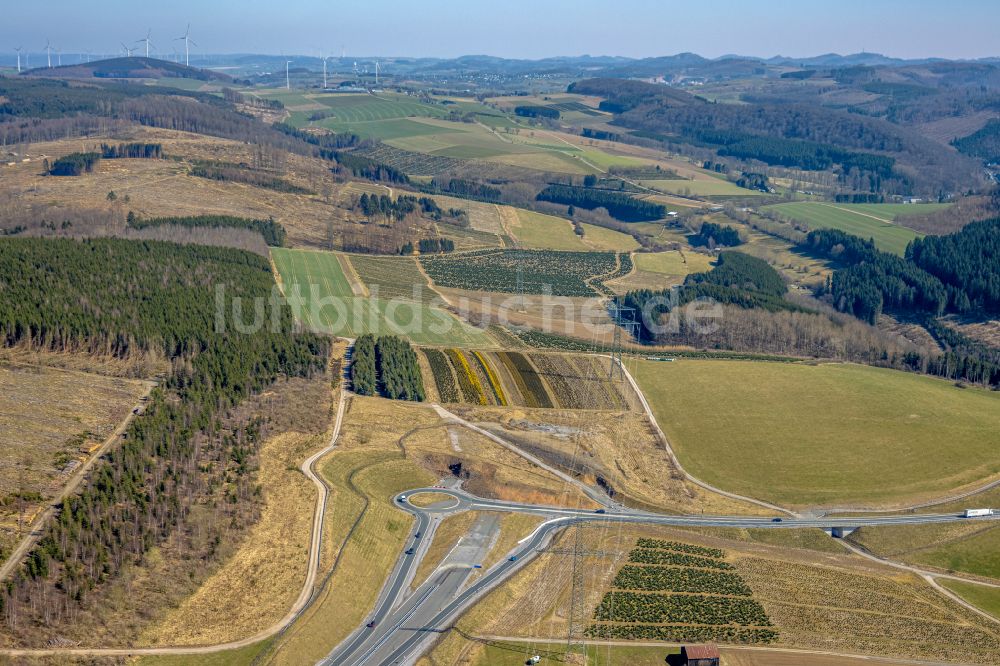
top-left (318, 485), bottom-right (1000, 666)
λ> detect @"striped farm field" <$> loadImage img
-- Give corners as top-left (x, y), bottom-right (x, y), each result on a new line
top-left (347, 255), bottom-right (438, 304)
top-left (764, 202), bottom-right (948, 255)
top-left (271, 248), bottom-right (494, 347)
top-left (420, 349), bottom-right (634, 410)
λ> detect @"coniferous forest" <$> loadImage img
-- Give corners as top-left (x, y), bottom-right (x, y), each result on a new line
top-left (0, 238), bottom-right (328, 633)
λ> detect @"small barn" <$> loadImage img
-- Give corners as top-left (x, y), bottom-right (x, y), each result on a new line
top-left (680, 644), bottom-right (720, 666)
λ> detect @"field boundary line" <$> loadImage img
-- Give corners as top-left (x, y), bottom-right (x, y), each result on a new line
top-left (0, 380), bottom-right (156, 584)
top-left (337, 253), bottom-right (370, 297)
top-left (472, 634), bottom-right (963, 666)
top-left (839, 539), bottom-right (1000, 627)
top-left (817, 202), bottom-right (895, 224)
top-left (608, 355), bottom-right (795, 516)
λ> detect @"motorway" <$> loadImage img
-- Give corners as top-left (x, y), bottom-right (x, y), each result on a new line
top-left (321, 486), bottom-right (1000, 666)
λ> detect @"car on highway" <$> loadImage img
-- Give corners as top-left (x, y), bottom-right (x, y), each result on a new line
top-left (594, 508), bottom-right (606, 514)
top-left (398, 495), bottom-right (407, 503)
top-left (508, 555), bottom-right (518, 562)
top-left (405, 548), bottom-right (415, 555)
top-left (771, 517), bottom-right (783, 522)
top-left (366, 621), bottom-right (376, 629)
top-left (473, 564), bottom-right (482, 568)
top-left (415, 531), bottom-right (421, 538)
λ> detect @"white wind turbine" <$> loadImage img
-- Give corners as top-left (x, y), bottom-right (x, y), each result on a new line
top-left (138, 29), bottom-right (154, 58)
top-left (44, 39), bottom-right (53, 68)
top-left (322, 55), bottom-right (328, 89)
top-left (13, 46), bottom-right (22, 73)
top-left (285, 60), bottom-right (292, 89)
top-left (174, 24), bottom-right (196, 66)
top-left (121, 42), bottom-right (135, 58)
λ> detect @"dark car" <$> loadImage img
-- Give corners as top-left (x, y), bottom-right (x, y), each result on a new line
top-left (405, 548), bottom-right (415, 555)
top-left (594, 508), bottom-right (606, 514)
top-left (771, 517), bottom-right (783, 523)
top-left (508, 555), bottom-right (518, 562)
top-left (366, 621), bottom-right (376, 629)
top-left (414, 531), bottom-right (422, 538)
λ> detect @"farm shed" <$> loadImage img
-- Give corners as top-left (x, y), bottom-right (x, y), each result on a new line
top-left (681, 644), bottom-right (720, 666)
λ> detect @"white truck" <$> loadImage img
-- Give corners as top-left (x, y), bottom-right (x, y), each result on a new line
top-left (963, 508), bottom-right (993, 518)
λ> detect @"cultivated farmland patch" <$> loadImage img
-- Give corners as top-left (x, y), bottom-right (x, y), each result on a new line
top-left (419, 249), bottom-right (620, 297)
top-left (586, 538), bottom-right (777, 644)
top-left (420, 349), bottom-right (632, 410)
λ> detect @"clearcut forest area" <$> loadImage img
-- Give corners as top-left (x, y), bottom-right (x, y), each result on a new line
top-left (3, 21), bottom-right (1000, 666)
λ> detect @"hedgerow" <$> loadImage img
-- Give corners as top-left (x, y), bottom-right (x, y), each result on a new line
top-left (612, 565), bottom-right (752, 596)
top-left (593, 591), bottom-right (772, 626)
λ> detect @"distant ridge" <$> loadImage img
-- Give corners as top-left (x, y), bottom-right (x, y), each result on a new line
top-left (21, 56), bottom-right (231, 82)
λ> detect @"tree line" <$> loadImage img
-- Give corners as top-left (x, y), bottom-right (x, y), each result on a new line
top-left (0, 238), bottom-right (329, 633)
top-left (350, 334), bottom-right (425, 401)
top-left (906, 218), bottom-right (1000, 312)
top-left (100, 142), bottom-right (163, 159)
top-left (127, 214), bottom-right (287, 247)
top-left (694, 222), bottom-right (742, 248)
top-left (514, 105), bottom-right (560, 119)
top-left (47, 152), bottom-right (101, 176)
top-left (617, 251), bottom-right (797, 341)
top-left (536, 184), bottom-right (666, 222)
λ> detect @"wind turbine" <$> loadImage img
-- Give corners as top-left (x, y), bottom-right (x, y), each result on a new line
top-left (285, 60), bottom-right (292, 89)
top-left (174, 24), bottom-right (196, 66)
top-left (322, 55), bottom-right (328, 89)
top-left (138, 29), bottom-right (154, 58)
top-left (56, 48), bottom-right (61, 66)
top-left (121, 42), bottom-right (135, 58)
top-left (44, 39), bottom-right (53, 68)
top-left (13, 47), bottom-right (22, 73)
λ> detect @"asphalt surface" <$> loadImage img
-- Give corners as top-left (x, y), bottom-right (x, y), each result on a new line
top-left (321, 486), bottom-right (1000, 665)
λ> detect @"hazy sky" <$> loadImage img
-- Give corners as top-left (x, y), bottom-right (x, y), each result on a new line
top-left (3, 0), bottom-right (999, 60)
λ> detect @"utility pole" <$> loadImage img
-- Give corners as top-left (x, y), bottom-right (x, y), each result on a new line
top-left (608, 301), bottom-right (638, 381)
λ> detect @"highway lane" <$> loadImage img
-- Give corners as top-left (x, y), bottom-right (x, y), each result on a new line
top-left (322, 486), bottom-right (999, 665)
top-left (334, 513), bottom-right (501, 666)
top-left (323, 507), bottom-right (434, 665)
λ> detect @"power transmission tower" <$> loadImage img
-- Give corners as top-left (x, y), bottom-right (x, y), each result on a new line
top-left (608, 302), bottom-right (638, 381)
top-left (560, 523), bottom-right (624, 658)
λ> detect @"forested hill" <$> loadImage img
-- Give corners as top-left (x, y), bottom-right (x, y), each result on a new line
top-left (570, 78), bottom-right (982, 196)
top-left (0, 238), bottom-right (329, 637)
top-left (22, 56), bottom-right (231, 82)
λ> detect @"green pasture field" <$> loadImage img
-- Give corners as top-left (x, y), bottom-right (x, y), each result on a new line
top-left (764, 202), bottom-right (936, 255)
top-left (511, 209), bottom-right (588, 251)
top-left (641, 178), bottom-right (762, 197)
top-left (313, 93), bottom-right (447, 122)
top-left (580, 224), bottom-right (641, 252)
top-left (940, 580), bottom-right (1000, 619)
top-left (831, 203), bottom-right (952, 220)
top-left (633, 359), bottom-right (1000, 508)
top-left (509, 209), bottom-right (636, 252)
top-left (271, 248), bottom-right (493, 347)
top-left (634, 250), bottom-right (714, 276)
top-left (911, 526), bottom-right (1000, 579)
top-left (848, 521), bottom-right (1000, 580)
